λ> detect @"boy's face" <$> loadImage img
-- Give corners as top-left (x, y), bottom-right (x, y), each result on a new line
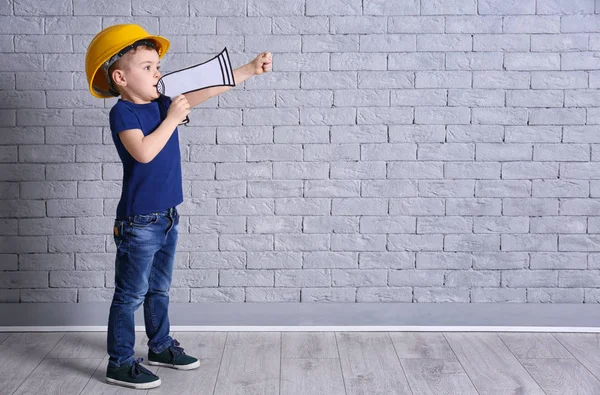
top-left (112, 47), bottom-right (161, 103)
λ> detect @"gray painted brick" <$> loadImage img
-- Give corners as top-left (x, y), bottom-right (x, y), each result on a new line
top-left (475, 180), bottom-right (531, 197)
top-left (362, 144), bottom-right (415, 160)
top-left (275, 234), bottom-right (329, 251)
top-left (422, 0), bottom-right (477, 15)
top-left (364, 0), bottom-right (418, 15)
top-left (357, 287), bottom-right (412, 302)
top-left (303, 216), bottom-right (359, 234)
top-left (246, 288), bottom-right (300, 302)
top-left (332, 269), bottom-right (387, 287)
top-left (302, 288), bottom-right (356, 302)
top-left (389, 270), bottom-right (444, 286)
top-left (21, 289), bottom-right (77, 303)
top-left (388, 234), bottom-right (444, 251)
top-left (479, 0), bottom-right (535, 14)
top-left (248, 180), bottom-right (303, 197)
top-left (190, 252), bottom-right (245, 269)
top-left (502, 162), bottom-right (558, 179)
top-left (306, 0), bottom-right (361, 16)
top-left (531, 253), bottom-right (587, 270)
top-left (0, 201), bottom-right (46, 219)
top-left (445, 234), bottom-right (500, 251)
top-left (0, 271), bottom-right (48, 288)
top-left (538, 0), bottom-right (595, 14)
top-left (49, 271), bottom-right (104, 288)
top-left (248, 216), bottom-right (301, 234)
top-left (390, 16), bottom-right (444, 33)
top-left (191, 288), bottom-right (245, 302)
top-left (304, 180), bottom-right (360, 197)
top-left (473, 252), bottom-right (528, 269)
top-left (505, 126), bottom-right (561, 143)
top-left (389, 53), bottom-right (445, 71)
top-left (445, 16), bottom-right (502, 33)
top-left (303, 144), bottom-right (359, 161)
top-left (446, 270), bottom-right (500, 287)
top-left (248, 0), bottom-right (303, 16)
top-left (471, 288), bottom-right (526, 303)
top-left (275, 269), bottom-right (330, 286)
top-left (446, 53), bottom-right (504, 71)
top-left (473, 216), bottom-right (529, 233)
top-left (358, 71), bottom-right (413, 89)
top-left (504, 198), bottom-right (559, 216)
top-left (331, 16), bottom-right (387, 34)
top-left (414, 288), bottom-right (470, 303)
top-left (387, 162), bottom-right (443, 179)
top-left (503, 16), bottom-right (560, 33)
top-left (273, 162), bottom-right (329, 179)
top-left (417, 252), bottom-right (471, 269)
top-left (360, 252), bottom-right (414, 269)
top-left (528, 288), bottom-right (584, 303)
top-left (362, 180), bottom-right (418, 197)
top-left (276, 92), bottom-right (333, 108)
top-left (446, 198), bottom-right (502, 215)
top-left (417, 216), bottom-right (472, 233)
top-left (445, 162), bottom-right (500, 179)
top-left (304, 252), bottom-right (357, 268)
top-left (390, 125), bottom-right (446, 142)
top-left (561, 15), bottom-right (600, 32)
top-left (272, 17), bottom-right (329, 34)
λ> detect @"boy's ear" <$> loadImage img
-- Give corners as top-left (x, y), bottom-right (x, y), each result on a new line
top-left (111, 69), bottom-right (127, 88)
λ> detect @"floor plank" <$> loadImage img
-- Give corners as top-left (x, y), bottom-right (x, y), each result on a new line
top-left (498, 332), bottom-right (573, 359)
top-left (400, 358), bottom-right (479, 395)
top-left (444, 332), bottom-right (545, 395)
top-left (0, 333), bottom-right (64, 395)
top-left (213, 332), bottom-right (280, 395)
top-left (389, 332), bottom-right (455, 359)
top-left (281, 358), bottom-right (346, 395)
top-left (337, 332), bottom-right (413, 395)
top-left (12, 358), bottom-right (103, 395)
top-left (0, 333), bottom-right (11, 344)
top-left (47, 332), bottom-right (107, 359)
top-left (520, 358), bottom-right (600, 395)
top-left (282, 332), bottom-right (338, 359)
top-left (169, 332), bottom-right (227, 359)
top-left (553, 333), bottom-right (600, 379)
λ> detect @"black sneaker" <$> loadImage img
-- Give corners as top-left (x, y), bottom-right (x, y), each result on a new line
top-left (106, 358), bottom-right (161, 389)
top-left (148, 339), bottom-right (200, 370)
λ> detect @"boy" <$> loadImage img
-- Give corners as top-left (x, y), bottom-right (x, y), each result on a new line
top-left (84, 24), bottom-right (272, 389)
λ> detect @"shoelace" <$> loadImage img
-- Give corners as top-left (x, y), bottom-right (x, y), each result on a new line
top-left (130, 357), bottom-right (155, 378)
top-left (169, 339), bottom-right (186, 357)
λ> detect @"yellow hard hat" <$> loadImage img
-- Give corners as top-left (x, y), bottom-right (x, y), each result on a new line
top-left (85, 24), bottom-right (170, 98)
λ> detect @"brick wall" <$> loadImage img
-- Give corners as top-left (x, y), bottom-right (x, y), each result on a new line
top-left (1, 0), bottom-right (600, 304)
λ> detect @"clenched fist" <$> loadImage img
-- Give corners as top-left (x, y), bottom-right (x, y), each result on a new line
top-left (252, 52), bottom-right (273, 75)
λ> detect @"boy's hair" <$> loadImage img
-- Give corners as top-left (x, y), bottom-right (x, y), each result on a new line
top-left (105, 39), bottom-right (158, 96)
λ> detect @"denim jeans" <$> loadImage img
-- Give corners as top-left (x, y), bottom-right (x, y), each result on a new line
top-left (107, 206), bottom-right (179, 368)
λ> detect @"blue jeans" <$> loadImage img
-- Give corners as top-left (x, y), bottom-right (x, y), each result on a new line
top-left (107, 206), bottom-right (179, 368)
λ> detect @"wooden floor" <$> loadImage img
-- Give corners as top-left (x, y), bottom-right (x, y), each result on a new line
top-left (1, 331), bottom-right (600, 394)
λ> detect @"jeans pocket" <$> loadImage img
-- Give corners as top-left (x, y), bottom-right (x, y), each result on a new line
top-left (131, 213), bottom-right (158, 228)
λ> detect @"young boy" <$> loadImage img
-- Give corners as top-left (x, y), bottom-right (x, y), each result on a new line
top-left (84, 24), bottom-right (272, 389)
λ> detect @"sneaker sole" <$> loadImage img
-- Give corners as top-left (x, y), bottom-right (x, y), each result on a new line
top-left (106, 377), bottom-right (161, 389)
top-left (147, 360), bottom-right (201, 370)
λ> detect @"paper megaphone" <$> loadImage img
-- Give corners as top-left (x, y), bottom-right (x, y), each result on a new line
top-left (157, 48), bottom-right (236, 125)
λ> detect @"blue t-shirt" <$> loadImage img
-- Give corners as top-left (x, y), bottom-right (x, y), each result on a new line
top-left (109, 95), bottom-right (183, 220)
